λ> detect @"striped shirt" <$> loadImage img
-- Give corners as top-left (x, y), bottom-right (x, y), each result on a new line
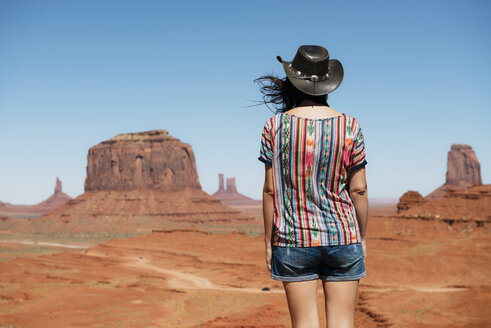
top-left (258, 112), bottom-right (367, 247)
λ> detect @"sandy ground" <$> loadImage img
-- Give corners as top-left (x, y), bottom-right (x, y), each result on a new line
top-left (0, 214), bottom-right (490, 327)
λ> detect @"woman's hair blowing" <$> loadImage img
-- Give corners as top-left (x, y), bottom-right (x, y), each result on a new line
top-left (254, 75), bottom-right (328, 113)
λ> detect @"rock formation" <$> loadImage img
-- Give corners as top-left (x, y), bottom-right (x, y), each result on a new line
top-left (425, 144), bottom-right (482, 200)
top-left (15, 130), bottom-right (252, 233)
top-left (397, 184), bottom-right (491, 223)
top-left (35, 177), bottom-right (72, 211)
top-left (218, 174), bottom-right (225, 192)
top-left (397, 191), bottom-right (424, 213)
top-left (84, 130), bottom-right (201, 192)
top-left (446, 144), bottom-right (482, 188)
top-left (0, 177), bottom-right (72, 215)
top-left (54, 177), bottom-right (63, 194)
top-left (226, 177), bottom-right (237, 194)
top-left (212, 174), bottom-right (261, 208)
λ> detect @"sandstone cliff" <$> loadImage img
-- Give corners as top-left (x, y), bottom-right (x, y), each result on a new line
top-left (426, 144), bottom-right (482, 200)
top-left (84, 130), bottom-right (201, 192)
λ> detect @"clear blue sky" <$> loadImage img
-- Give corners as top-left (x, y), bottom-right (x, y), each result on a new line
top-left (1, 0), bottom-right (490, 204)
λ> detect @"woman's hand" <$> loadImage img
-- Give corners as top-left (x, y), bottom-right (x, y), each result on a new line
top-left (265, 244), bottom-right (272, 272)
top-left (361, 239), bottom-right (367, 261)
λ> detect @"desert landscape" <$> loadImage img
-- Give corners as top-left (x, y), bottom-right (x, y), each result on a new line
top-left (0, 130), bottom-right (489, 327)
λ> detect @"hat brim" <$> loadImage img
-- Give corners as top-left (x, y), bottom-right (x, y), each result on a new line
top-left (279, 57), bottom-right (344, 96)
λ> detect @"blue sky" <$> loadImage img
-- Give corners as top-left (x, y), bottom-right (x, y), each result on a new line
top-left (1, 0), bottom-right (490, 204)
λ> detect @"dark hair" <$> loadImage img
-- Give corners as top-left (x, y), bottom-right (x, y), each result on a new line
top-left (254, 75), bottom-right (328, 113)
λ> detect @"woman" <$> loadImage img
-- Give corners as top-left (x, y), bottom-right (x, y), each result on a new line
top-left (256, 45), bottom-right (368, 328)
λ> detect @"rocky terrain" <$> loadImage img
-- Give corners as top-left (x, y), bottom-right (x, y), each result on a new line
top-left (12, 188), bottom-right (253, 233)
top-left (0, 210), bottom-right (489, 327)
top-left (398, 184), bottom-right (491, 223)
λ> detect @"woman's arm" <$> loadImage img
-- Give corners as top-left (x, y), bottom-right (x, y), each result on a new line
top-left (262, 164), bottom-right (274, 271)
top-left (348, 167), bottom-right (368, 259)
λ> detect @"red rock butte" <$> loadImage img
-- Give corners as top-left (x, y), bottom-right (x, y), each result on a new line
top-left (84, 129), bottom-right (200, 192)
top-left (425, 143), bottom-right (482, 200)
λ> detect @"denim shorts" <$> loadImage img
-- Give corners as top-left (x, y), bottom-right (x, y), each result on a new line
top-left (271, 243), bottom-right (366, 282)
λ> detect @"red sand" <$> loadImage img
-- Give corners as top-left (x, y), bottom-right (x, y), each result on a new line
top-left (0, 212), bottom-right (489, 327)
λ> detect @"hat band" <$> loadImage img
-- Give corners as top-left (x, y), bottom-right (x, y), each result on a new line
top-left (286, 63), bottom-right (330, 82)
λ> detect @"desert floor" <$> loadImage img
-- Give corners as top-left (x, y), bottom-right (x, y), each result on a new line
top-left (0, 212), bottom-right (490, 327)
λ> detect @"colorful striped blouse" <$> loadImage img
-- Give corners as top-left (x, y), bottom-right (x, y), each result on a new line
top-left (258, 112), bottom-right (367, 247)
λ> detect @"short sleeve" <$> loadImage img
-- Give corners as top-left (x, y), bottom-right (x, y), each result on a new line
top-left (349, 119), bottom-right (367, 174)
top-left (258, 118), bottom-right (274, 166)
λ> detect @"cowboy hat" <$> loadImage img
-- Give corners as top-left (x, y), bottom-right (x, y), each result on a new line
top-left (276, 45), bottom-right (344, 96)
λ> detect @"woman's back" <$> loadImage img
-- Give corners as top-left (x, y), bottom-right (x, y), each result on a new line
top-left (258, 106), bottom-right (367, 247)
top-left (257, 45), bottom-right (367, 328)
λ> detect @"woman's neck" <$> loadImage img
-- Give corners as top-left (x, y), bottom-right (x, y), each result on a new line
top-left (296, 99), bottom-right (328, 108)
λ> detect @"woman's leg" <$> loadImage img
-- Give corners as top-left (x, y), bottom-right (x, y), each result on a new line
top-left (322, 280), bottom-right (359, 328)
top-left (282, 279), bottom-right (319, 328)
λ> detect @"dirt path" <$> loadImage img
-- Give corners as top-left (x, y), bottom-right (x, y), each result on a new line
top-left (1, 239), bottom-right (88, 249)
top-left (87, 252), bottom-right (468, 294)
top-left (124, 256), bottom-right (283, 294)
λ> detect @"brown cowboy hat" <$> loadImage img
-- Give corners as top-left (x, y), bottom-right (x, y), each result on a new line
top-left (277, 45), bottom-right (344, 96)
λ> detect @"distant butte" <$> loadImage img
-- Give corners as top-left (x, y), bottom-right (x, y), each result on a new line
top-left (84, 129), bottom-right (201, 192)
top-left (425, 144), bottom-right (482, 200)
top-left (0, 177), bottom-right (72, 216)
top-left (212, 174), bottom-right (261, 208)
top-left (396, 143), bottom-right (489, 222)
